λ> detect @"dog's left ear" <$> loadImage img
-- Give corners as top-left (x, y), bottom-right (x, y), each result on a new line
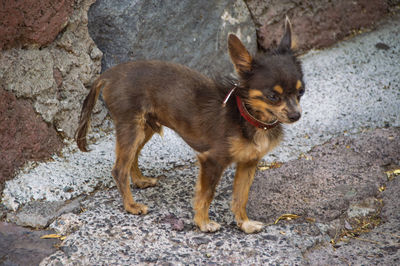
top-left (278, 16), bottom-right (292, 52)
top-left (228, 34), bottom-right (252, 77)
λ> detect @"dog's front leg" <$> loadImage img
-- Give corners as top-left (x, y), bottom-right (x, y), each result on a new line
top-left (232, 161), bottom-right (263, 233)
top-left (193, 153), bottom-right (226, 232)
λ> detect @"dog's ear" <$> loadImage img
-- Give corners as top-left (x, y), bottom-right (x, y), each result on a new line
top-left (278, 16), bottom-right (292, 52)
top-left (228, 34), bottom-right (252, 76)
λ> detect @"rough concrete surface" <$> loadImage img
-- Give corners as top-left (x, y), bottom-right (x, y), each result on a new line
top-left (1, 13), bottom-right (400, 266)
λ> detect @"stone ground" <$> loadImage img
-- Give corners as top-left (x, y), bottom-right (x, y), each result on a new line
top-left (0, 222), bottom-right (59, 265)
top-left (1, 13), bottom-right (400, 266)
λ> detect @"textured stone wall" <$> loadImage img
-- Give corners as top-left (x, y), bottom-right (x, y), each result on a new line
top-left (88, 0), bottom-right (257, 76)
top-left (0, 0), bottom-right (74, 49)
top-left (246, 0), bottom-right (397, 51)
top-left (0, 0), bottom-right (104, 185)
top-left (0, 88), bottom-right (62, 188)
top-left (0, 0), bottom-right (105, 139)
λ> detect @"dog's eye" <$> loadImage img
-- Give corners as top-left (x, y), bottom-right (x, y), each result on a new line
top-left (267, 94), bottom-right (280, 103)
top-left (298, 88), bottom-right (305, 96)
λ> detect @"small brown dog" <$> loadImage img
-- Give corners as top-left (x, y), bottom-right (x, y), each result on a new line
top-left (76, 18), bottom-right (304, 234)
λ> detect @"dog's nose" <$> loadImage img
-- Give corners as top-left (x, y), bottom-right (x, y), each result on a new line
top-left (288, 112), bottom-right (301, 122)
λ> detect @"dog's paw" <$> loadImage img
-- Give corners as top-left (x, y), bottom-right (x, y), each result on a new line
top-left (240, 220), bottom-right (263, 234)
top-left (198, 221), bottom-right (221, 233)
top-left (124, 202), bottom-right (148, 215)
top-left (133, 176), bottom-right (158, 189)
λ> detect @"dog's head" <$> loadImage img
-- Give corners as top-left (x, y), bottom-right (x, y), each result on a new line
top-left (228, 18), bottom-right (304, 124)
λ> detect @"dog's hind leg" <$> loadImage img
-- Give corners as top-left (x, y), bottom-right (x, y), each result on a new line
top-left (193, 153), bottom-right (227, 232)
top-left (130, 125), bottom-right (158, 189)
top-left (112, 121), bottom-right (148, 215)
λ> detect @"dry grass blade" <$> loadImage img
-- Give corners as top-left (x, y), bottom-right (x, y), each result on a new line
top-left (380, 232), bottom-right (400, 239)
top-left (299, 153), bottom-right (313, 160)
top-left (40, 234), bottom-right (64, 240)
top-left (331, 205), bottom-right (383, 247)
top-left (305, 217), bottom-right (316, 223)
top-left (353, 237), bottom-right (383, 245)
top-left (385, 168), bottom-right (400, 181)
top-left (258, 161), bottom-right (282, 171)
top-left (274, 213), bottom-right (300, 224)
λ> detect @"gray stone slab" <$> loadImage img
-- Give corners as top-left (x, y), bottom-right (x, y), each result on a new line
top-left (88, 0), bottom-right (257, 76)
top-left (248, 127), bottom-right (400, 224)
top-left (6, 197), bottom-right (82, 228)
top-left (0, 222), bottom-right (59, 266)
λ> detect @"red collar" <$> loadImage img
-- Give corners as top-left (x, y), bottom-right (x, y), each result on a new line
top-left (222, 85), bottom-right (279, 130)
top-left (236, 96), bottom-right (279, 130)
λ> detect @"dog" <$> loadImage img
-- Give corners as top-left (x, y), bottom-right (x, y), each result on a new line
top-left (76, 18), bottom-right (305, 234)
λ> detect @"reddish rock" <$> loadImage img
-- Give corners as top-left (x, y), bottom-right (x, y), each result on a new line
top-left (0, 0), bottom-right (74, 50)
top-left (0, 88), bottom-right (63, 189)
top-left (248, 128), bottom-right (400, 224)
top-left (0, 222), bottom-right (59, 265)
top-left (246, 0), bottom-right (392, 51)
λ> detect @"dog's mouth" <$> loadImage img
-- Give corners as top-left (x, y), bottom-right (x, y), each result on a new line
top-left (254, 109), bottom-right (278, 124)
top-left (273, 110), bottom-right (302, 124)
top-left (245, 97), bottom-right (302, 126)
top-left (259, 107), bottom-right (301, 124)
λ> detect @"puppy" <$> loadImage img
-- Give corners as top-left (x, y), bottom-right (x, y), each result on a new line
top-left (76, 18), bottom-right (305, 234)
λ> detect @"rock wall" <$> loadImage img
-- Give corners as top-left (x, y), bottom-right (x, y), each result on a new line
top-left (246, 0), bottom-right (397, 51)
top-left (0, 0), bottom-right (105, 139)
top-left (0, 88), bottom-right (62, 189)
top-left (88, 0), bottom-right (257, 76)
top-left (0, 0), bottom-right (75, 50)
top-left (0, 0), bottom-right (104, 185)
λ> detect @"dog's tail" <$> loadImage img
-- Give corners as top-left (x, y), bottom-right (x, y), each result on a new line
top-left (75, 78), bottom-right (107, 152)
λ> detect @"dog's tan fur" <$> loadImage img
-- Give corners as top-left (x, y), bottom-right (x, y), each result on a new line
top-left (76, 19), bottom-right (305, 233)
